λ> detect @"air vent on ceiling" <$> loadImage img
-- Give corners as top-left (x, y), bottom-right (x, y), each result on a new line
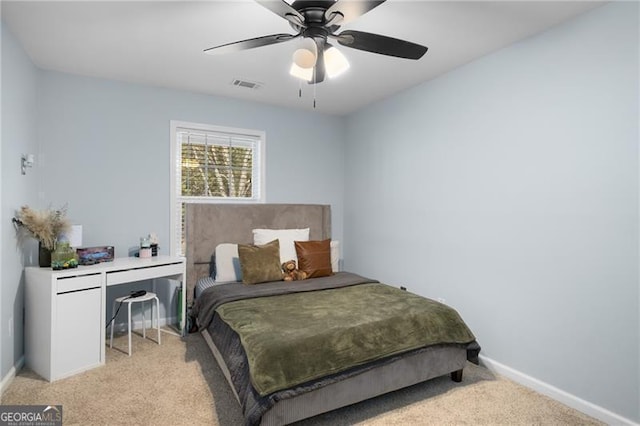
top-left (231, 79), bottom-right (262, 90)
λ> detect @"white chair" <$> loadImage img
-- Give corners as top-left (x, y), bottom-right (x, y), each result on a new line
top-left (109, 292), bottom-right (161, 356)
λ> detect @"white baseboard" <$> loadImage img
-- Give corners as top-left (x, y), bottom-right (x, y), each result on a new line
top-left (479, 355), bottom-right (639, 426)
top-left (0, 355), bottom-right (25, 396)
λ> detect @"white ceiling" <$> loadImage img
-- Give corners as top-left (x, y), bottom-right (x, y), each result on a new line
top-left (2, 1), bottom-right (605, 116)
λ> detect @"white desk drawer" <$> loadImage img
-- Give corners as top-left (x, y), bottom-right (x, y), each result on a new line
top-left (56, 274), bottom-right (101, 294)
top-left (106, 263), bottom-right (184, 286)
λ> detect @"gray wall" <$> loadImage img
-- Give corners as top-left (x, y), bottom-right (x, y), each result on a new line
top-left (1, 24), bottom-right (41, 380)
top-left (344, 2), bottom-right (638, 422)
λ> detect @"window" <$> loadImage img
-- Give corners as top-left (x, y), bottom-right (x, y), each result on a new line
top-left (170, 121), bottom-right (265, 255)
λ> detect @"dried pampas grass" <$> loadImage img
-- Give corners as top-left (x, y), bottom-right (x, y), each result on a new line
top-left (14, 205), bottom-right (71, 250)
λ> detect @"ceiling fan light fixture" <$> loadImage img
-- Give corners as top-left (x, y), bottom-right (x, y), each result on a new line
top-left (289, 62), bottom-right (313, 81)
top-left (292, 37), bottom-right (317, 68)
top-left (293, 48), bottom-right (316, 69)
top-left (324, 46), bottom-right (350, 78)
top-left (290, 37), bottom-right (317, 81)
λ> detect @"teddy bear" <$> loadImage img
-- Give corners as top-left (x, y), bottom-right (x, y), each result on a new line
top-left (282, 260), bottom-right (308, 282)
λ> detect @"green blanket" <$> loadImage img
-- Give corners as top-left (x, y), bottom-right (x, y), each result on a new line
top-left (215, 283), bottom-right (476, 395)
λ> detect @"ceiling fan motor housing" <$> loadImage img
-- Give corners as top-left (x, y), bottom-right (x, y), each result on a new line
top-left (288, 2), bottom-right (342, 38)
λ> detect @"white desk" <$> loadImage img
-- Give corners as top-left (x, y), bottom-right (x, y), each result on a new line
top-left (25, 256), bottom-right (186, 381)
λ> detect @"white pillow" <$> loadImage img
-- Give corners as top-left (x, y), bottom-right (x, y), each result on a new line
top-left (214, 243), bottom-right (242, 282)
top-left (330, 240), bottom-right (340, 272)
top-left (253, 228), bottom-right (310, 265)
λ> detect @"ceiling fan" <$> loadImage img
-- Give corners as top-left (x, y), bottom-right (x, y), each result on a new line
top-left (204, 0), bottom-right (428, 84)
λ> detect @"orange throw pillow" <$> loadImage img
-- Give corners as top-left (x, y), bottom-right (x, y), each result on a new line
top-left (294, 239), bottom-right (333, 279)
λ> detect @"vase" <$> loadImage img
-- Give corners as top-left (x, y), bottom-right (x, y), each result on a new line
top-left (38, 243), bottom-right (52, 268)
top-left (51, 241), bottom-right (78, 270)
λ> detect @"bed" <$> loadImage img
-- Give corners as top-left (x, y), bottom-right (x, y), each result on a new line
top-left (186, 203), bottom-right (480, 426)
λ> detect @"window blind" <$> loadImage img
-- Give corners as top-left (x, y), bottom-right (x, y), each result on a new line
top-left (177, 128), bottom-right (261, 200)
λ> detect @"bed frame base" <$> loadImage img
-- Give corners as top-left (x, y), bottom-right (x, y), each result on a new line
top-left (202, 329), bottom-right (467, 425)
top-left (201, 329), bottom-right (241, 404)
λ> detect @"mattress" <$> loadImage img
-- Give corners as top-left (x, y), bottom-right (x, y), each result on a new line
top-left (195, 276), bottom-right (216, 299)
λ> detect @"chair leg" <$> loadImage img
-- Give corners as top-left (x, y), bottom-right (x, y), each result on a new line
top-left (154, 296), bottom-right (161, 345)
top-left (141, 300), bottom-right (146, 340)
top-left (109, 299), bottom-right (116, 349)
top-left (127, 302), bottom-right (132, 357)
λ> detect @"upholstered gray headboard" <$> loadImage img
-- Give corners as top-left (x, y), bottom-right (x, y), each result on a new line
top-left (185, 203), bottom-right (331, 305)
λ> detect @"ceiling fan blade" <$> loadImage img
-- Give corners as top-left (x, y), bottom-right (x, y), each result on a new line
top-left (204, 33), bottom-right (297, 55)
top-left (335, 30), bottom-right (427, 60)
top-left (324, 0), bottom-right (386, 26)
top-left (255, 0), bottom-right (306, 27)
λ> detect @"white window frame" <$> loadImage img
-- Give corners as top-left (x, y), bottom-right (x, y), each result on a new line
top-left (170, 120), bottom-right (266, 256)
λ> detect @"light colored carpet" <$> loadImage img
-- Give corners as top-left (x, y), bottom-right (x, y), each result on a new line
top-left (1, 331), bottom-right (603, 425)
